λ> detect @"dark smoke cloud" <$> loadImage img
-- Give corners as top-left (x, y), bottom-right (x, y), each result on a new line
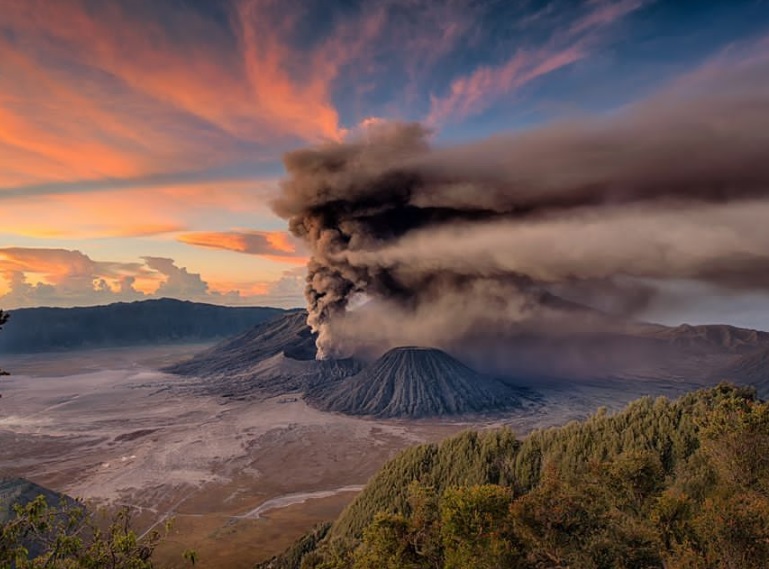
top-left (274, 57), bottom-right (769, 359)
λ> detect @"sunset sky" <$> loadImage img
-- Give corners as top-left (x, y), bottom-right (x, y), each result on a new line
top-left (1, 0), bottom-right (767, 310)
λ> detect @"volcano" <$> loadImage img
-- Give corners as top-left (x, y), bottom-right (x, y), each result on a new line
top-left (164, 311), bottom-right (361, 397)
top-left (164, 308), bottom-right (769, 407)
top-left (306, 347), bottom-right (524, 418)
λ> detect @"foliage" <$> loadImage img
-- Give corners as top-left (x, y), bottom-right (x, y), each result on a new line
top-left (439, 484), bottom-right (521, 569)
top-left (255, 523), bottom-right (332, 569)
top-left (0, 309), bottom-right (8, 376)
top-left (274, 384), bottom-right (769, 569)
top-left (0, 496), bottom-right (192, 569)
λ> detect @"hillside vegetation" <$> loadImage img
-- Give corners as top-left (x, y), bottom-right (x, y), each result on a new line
top-left (260, 384), bottom-right (769, 569)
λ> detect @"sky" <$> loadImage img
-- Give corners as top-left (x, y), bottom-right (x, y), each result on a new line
top-left (1, 0), bottom-right (768, 314)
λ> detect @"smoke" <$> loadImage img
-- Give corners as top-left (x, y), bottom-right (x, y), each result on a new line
top-left (274, 57), bottom-right (769, 359)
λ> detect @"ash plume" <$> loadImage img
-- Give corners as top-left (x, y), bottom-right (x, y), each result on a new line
top-left (274, 58), bottom-right (769, 359)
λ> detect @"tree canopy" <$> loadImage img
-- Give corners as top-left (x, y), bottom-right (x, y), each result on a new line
top-left (0, 309), bottom-right (8, 376)
top-left (0, 494), bottom-right (197, 568)
top-left (261, 384), bottom-right (769, 569)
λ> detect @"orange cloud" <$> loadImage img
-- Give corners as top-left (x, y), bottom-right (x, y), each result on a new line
top-left (234, 0), bottom-right (343, 143)
top-left (0, 179), bottom-right (277, 239)
top-left (0, 0), bottom-right (345, 188)
top-left (178, 230), bottom-right (308, 264)
top-left (8, 0), bottom-right (343, 140)
top-left (0, 247), bottom-right (156, 306)
top-left (0, 247), bottom-right (304, 308)
top-left (0, 0), bottom-right (499, 190)
top-left (0, 30), bottom-right (222, 188)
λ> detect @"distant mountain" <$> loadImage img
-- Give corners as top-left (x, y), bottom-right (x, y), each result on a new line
top-left (0, 299), bottom-right (287, 353)
top-left (166, 316), bottom-right (528, 413)
top-left (450, 321), bottom-right (769, 384)
top-left (644, 323), bottom-right (769, 355)
top-left (714, 347), bottom-right (769, 396)
top-left (164, 307), bottom-right (769, 411)
top-left (306, 347), bottom-right (526, 418)
top-left (165, 311), bottom-right (362, 397)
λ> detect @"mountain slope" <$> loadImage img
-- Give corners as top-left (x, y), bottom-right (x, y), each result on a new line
top-left (165, 311), bottom-right (362, 397)
top-left (645, 323), bottom-right (769, 354)
top-left (715, 347), bottom-right (769, 396)
top-left (306, 347), bottom-right (525, 418)
top-left (164, 306), bottom-right (769, 403)
top-left (260, 384), bottom-right (769, 569)
top-left (167, 310), bottom-right (315, 373)
top-left (0, 299), bottom-right (285, 353)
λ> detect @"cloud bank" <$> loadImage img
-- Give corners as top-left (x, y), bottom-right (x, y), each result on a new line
top-left (0, 248), bottom-right (304, 309)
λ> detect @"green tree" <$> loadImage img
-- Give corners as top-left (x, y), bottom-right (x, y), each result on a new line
top-left (404, 483), bottom-right (441, 567)
top-left (511, 463), bottom-right (663, 568)
top-left (440, 485), bottom-right (522, 569)
top-left (0, 495), bottom-right (192, 569)
top-left (261, 385), bottom-right (769, 569)
top-left (353, 513), bottom-right (424, 569)
top-left (0, 310), bottom-right (8, 376)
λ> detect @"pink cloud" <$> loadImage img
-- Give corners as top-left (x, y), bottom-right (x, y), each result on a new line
top-left (178, 230), bottom-right (308, 264)
top-left (0, 179), bottom-right (277, 240)
top-left (571, 0), bottom-right (648, 35)
top-left (0, 248), bottom-right (304, 308)
top-left (427, 46), bottom-right (587, 125)
top-left (0, 0), bottom-right (347, 188)
top-left (427, 0), bottom-right (646, 125)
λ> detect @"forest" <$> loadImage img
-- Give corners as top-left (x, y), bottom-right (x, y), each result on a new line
top-left (260, 383), bottom-right (769, 569)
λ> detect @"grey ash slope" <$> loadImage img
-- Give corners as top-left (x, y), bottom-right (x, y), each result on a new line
top-left (167, 310), bottom-right (315, 374)
top-left (164, 311), bottom-right (361, 397)
top-left (163, 308), bottom-right (769, 407)
top-left (306, 347), bottom-right (525, 418)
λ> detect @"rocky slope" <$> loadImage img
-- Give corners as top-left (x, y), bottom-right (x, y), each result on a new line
top-left (167, 311), bottom-right (314, 371)
top-left (165, 308), bottom-right (769, 406)
top-left (306, 347), bottom-right (525, 418)
top-left (165, 311), bottom-right (362, 397)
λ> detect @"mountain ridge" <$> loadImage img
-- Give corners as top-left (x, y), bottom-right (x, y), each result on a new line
top-left (163, 309), bottom-right (769, 413)
top-left (0, 298), bottom-right (287, 353)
